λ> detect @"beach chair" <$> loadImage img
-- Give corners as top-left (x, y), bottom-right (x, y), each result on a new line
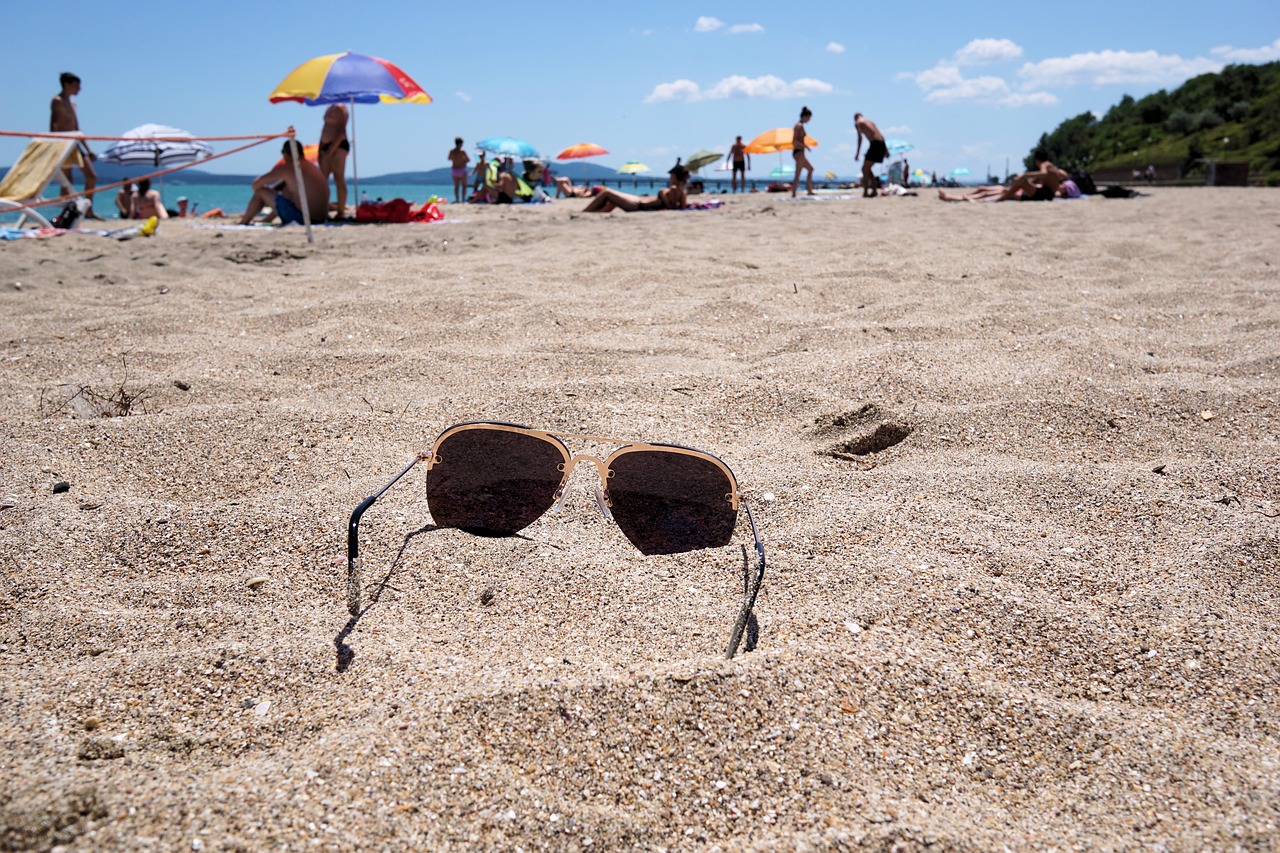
top-left (0, 138), bottom-right (79, 228)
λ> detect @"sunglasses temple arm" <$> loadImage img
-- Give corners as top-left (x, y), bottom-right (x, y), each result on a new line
top-left (347, 455), bottom-right (424, 616)
top-left (724, 501), bottom-right (766, 659)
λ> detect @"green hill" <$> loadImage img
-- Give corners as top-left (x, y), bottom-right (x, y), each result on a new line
top-left (1029, 61), bottom-right (1280, 185)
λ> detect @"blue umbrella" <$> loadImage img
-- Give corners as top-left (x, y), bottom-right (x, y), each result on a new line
top-left (885, 138), bottom-right (914, 155)
top-left (950, 167), bottom-right (971, 177)
top-left (768, 164), bottom-right (795, 179)
top-left (477, 136), bottom-right (539, 159)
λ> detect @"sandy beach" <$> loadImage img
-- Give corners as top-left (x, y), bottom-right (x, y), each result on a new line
top-left (1, 187), bottom-right (1277, 850)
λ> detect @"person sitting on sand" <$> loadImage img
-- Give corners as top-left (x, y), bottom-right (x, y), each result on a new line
top-left (554, 176), bottom-right (597, 198)
top-left (583, 166), bottom-right (688, 212)
top-left (130, 178), bottom-right (168, 220)
top-left (939, 149), bottom-right (1069, 203)
top-left (238, 139), bottom-right (329, 226)
top-left (115, 182), bottom-right (134, 218)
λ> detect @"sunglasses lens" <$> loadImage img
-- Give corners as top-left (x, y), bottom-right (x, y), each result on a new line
top-left (426, 428), bottom-right (564, 536)
top-left (607, 450), bottom-right (737, 555)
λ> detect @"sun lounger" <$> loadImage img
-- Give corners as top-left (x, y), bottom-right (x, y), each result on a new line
top-left (0, 138), bottom-right (79, 228)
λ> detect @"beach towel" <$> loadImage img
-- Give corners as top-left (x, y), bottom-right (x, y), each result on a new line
top-left (356, 198), bottom-right (413, 223)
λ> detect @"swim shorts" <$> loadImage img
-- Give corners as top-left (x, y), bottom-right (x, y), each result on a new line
top-left (1024, 184), bottom-right (1056, 202)
top-left (865, 139), bottom-right (889, 164)
top-left (274, 192), bottom-right (305, 224)
top-left (452, 168), bottom-right (467, 178)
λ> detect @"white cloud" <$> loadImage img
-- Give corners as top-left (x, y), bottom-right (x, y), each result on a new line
top-left (923, 75), bottom-right (1011, 103)
top-left (826, 42), bottom-right (845, 54)
top-left (1001, 91), bottom-right (1059, 107)
top-left (455, 91), bottom-right (472, 102)
top-left (1017, 49), bottom-right (1221, 88)
top-left (645, 75), bottom-right (833, 104)
top-left (884, 125), bottom-right (912, 136)
top-left (955, 38), bottom-right (1023, 65)
top-left (694, 16), bottom-right (724, 32)
top-left (1211, 38), bottom-right (1280, 63)
top-left (729, 23), bottom-right (765, 34)
top-left (644, 79), bottom-right (702, 104)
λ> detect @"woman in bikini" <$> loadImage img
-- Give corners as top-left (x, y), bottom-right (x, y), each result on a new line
top-left (792, 106), bottom-right (815, 198)
top-left (317, 103), bottom-right (350, 219)
top-left (582, 167), bottom-right (688, 212)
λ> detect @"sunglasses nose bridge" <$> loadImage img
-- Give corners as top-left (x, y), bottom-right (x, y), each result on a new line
top-left (563, 453), bottom-right (615, 520)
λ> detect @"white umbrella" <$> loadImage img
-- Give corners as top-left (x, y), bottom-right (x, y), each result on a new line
top-left (100, 124), bottom-right (213, 168)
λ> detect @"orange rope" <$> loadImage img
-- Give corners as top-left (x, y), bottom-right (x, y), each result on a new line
top-left (0, 129), bottom-right (294, 142)
top-left (15, 129), bottom-right (297, 211)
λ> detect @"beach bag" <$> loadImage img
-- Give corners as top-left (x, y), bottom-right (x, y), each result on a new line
top-left (355, 197), bottom-right (413, 223)
top-left (50, 198), bottom-right (90, 229)
top-left (1069, 169), bottom-right (1097, 195)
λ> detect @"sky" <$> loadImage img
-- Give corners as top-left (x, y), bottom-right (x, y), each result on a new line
top-left (4, 1), bottom-right (1278, 180)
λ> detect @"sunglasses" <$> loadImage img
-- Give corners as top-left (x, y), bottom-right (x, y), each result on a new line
top-left (346, 421), bottom-right (766, 658)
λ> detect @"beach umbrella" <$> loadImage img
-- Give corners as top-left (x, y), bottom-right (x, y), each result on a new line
top-left (100, 124), bottom-right (213, 168)
top-left (824, 171), bottom-right (837, 179)
top-left (744, 128), bottom-right (817, 154)
top-left (685, 149), bottom-right (723, 173)
top-left (269, 51), bottom-right (432, 209)
top-left (617, 161), bottom-right (650, 174)
top-left (950, 167), bottom-right (971, 177)
top-left (275, 144), bottom-right (320, 166)
top-left (714, 159), bottom-right (733, 172)
top-left (885, 138), bottom-right (913, 155)
top-left (768, 164), bottom-right (796, 179)
top-left (556, 142), bottom-right (608, 180)
top-left (477, 136), bottom-right (540, 159)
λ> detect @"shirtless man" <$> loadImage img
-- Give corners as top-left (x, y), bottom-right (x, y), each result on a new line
top-left (791, 107), bottom-right (815, 198)
top-left (448, 138), bottom-right (471, 203)
top-left (854, 112), bottom-right (888, 198)
top-left (317, 103), bottom-right (350, 219)
top-left (50, 72), bottom-right (101, 219)
top-left (130, 179), bottom-right (168, 220)
top-left (238, 139), bottom-right (329, 226)
top-left (727, 135), bottom-right (751, 193)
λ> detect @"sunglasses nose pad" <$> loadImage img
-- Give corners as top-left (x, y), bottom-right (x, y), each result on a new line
top-left (550, 483), bottom-right (571, 514)
top-left (594, 486), bottom-right (615, 522)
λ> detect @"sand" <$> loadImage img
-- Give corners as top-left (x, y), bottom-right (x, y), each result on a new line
top-left (0, 187), bottom-right (1277, 851)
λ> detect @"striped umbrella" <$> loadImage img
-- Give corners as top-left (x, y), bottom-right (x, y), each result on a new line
top-left (269, 52), bottom-right (431, 206)
top-left (617, 161), bottom-right (650, 174)
top-left (100, 124), bottom-right (213, 168)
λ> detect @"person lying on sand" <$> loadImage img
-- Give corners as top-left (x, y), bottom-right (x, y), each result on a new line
top-left (583, 166), bottom-right (688, 212)
top-left (555, 176), bottom-right (598, 198)
top-left (939, 149), bottom-right (1071, 203)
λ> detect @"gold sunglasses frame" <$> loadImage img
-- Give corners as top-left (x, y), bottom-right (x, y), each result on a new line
top-left (346, 421), bottom-right (766, 658)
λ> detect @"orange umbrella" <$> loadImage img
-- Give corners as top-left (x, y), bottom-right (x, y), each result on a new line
top-left (276, 143), bottom-right (320, 166)
top-left (557, 142), bottom-right (609, 160)
top-left (557, 142), bottom-right (609, 179)
top-left (744, 128), bottom-right (818, 154)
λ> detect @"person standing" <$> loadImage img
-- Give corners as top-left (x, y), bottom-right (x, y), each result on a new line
top-left (727, 135), bottom-right (751, 193)
top-left (49, 72), bottom-right (101, 219)
top-left (470, 151), bottom-right (487, 197)
top-left (791, 106), bottom-right (814, 198)
top-left (317, 103), bottom-right (350, 219)
top-left (448, 138), bottom-right (471, 204)
top-left (854, 112), bottom-right (888, 198)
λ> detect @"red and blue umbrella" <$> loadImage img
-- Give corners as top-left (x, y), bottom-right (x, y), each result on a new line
top-left (269, 52), bottom-right (431, 209)
top-left (268, 52), bottom-right (431, 105)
